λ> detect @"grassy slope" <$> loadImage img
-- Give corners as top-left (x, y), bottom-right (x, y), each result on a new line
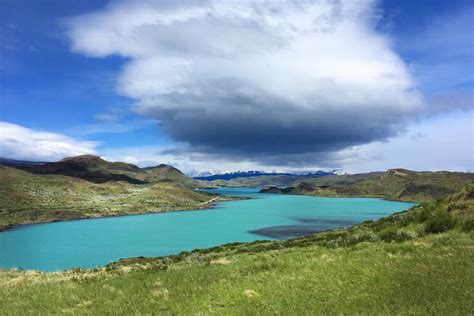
top-left (1, 186), bottom-right (473, 314)
top-left (18, 154), bottom-right (202, 187)
top-left (275, 169), bottom-right (474, 202)
top-left (143, 164), bottom-right (202, 188)
top-left (0, 166), bottom-right (213, 231)
top-left (22, 155), bottom-right (147, 184)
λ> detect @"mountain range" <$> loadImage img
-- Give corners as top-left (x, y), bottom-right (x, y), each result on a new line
top-left (192, 169), bottom-right (344, 181)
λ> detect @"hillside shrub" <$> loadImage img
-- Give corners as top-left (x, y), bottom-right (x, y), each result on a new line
top-left (462, 219), bottom-right (474, 232)
top-left (424, 212), bottom-right (457, 234)
top-left (347, 232), bottom-right (379, 245)
top-left (414, 201), bottom-right (443, 223)
top-left (379, 228), bottom-right (416, 243)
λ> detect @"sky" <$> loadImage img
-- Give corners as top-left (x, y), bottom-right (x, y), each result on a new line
top-left (0, 0), bottom-right (473, 174)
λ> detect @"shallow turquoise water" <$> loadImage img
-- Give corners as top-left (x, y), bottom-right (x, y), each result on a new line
top-left (0, 187), bottom-right (415, 271)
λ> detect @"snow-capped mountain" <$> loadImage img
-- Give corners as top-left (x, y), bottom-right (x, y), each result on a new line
top-left (190, 169), bottom-right (345, 181)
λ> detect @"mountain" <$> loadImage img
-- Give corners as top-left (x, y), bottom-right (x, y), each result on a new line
top-left (193, 170), bottom-right (339, 181)
top-left (261, 168), bottom-right (474, 202)
top-left (1, 155), bottom-right (199, 187)
top-left (18, 154), bottom-right (146, 184)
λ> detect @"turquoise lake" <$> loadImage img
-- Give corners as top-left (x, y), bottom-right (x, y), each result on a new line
top-left (0, 187), bottom-right (415, 271)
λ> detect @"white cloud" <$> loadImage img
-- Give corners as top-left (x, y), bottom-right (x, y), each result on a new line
top-left (337, 110), bottom-right (474, 173)
top-left (66, 0), bottom-right (424, 163)
top-left (0, 122), bottom-right (99, 161)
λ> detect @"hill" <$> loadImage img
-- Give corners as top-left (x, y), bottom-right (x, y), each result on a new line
top-left (2, 155), bottom-right (201, 187)
top-left (0, 166), bottom-right (216, 231)
top-left (19, 155), bottom-right (146, 184)
top-left (144, 164), bottom-right (201, 188)
top-left (260, 169), bottom-right (474, 201)
top-left (1, 185), bottom-right (472, 314)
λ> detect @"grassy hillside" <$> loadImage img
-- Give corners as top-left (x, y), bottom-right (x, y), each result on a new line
top-left (263, 169), bottom-right (474, 202)
top-left (143, 164), bottom-right (201, 188)
top-left (1, 185), bottom-right (473, 314)
top-left (14, 154), bottom-right (202, 187)
top-left (0, 166), bottom-right (216, 231)
top-left (22, 155), bottom-right (147, 184)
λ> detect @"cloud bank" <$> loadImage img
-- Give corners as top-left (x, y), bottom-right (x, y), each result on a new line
top-left (67, 0), bottom-right (423, 165)
top-left (101, 110), bottom-right (473, 174)
top-left (0, 122), bottom-right (98, 161)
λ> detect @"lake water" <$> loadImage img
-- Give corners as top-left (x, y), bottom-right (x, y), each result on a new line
top-left (0, 187), bottom-right (415, 271)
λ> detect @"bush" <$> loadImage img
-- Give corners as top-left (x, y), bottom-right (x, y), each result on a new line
top-left (379, 228), bottom-right (416, 243)
top-left (344, 232), bottom-right (379, 246)
top-left (414, 202), bottom-right (443, 223)
top-left (462, 219), bottom-right (474, 232)
top-left (424, 213), bottom-right (457, 234)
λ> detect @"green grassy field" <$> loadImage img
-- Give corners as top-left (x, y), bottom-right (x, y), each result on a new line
top-left (1, 185), bottom-right (472, 314)
top-left (0, 166), bottom-right (215, 231)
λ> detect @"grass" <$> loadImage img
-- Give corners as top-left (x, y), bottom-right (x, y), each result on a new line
top-left (0, 185), bottom-right (473, 314)
top-left (0, 166), bottom-right (216, 231)
top-left (1, 232), bottom-right (472, 314)
top-left (274, 169), bottom-right (474, 202)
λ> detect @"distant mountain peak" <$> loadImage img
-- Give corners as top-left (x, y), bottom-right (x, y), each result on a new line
top-left (0, 157), bottom-right (48, 167)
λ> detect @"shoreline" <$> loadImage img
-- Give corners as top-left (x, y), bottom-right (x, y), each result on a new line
top-left (0, 195), bottom-right (245, 233)
top-left (0, 191), bottom-right (415, 234)
top-left (260, 190), bottom-right (421, 203)
top-left (0, 190), bottom-right (416, 273)
top-left (0, 199), bottom-right (419, 274)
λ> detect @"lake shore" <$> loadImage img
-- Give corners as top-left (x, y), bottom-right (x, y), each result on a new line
top-left (0, 195), bottom-right (246, 233)
top-left (0, 187), bottom-right (415, 271)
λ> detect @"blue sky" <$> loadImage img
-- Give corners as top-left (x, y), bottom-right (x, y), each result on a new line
top-left (0, 0), bottom-right (472, 173)
top-left (0, 0), bottom-right (173, 149)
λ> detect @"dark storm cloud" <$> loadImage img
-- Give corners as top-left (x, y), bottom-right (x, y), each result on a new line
top-left (139, 88), bottom-right (407, 165)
